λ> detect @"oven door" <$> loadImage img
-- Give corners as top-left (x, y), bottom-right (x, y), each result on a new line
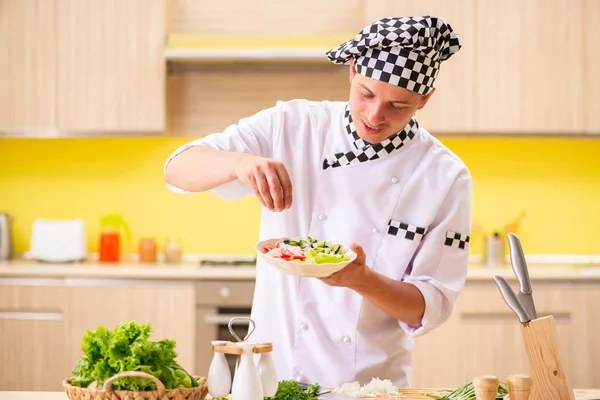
top-left (195, 280), bottom-right (256, 379)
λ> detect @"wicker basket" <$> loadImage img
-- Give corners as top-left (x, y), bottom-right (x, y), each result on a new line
top-left (62, 370), bottom-right (209, 400)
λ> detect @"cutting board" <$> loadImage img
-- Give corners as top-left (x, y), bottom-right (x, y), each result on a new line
top-left (365, 387), bottom-right (445, 399)
top-left (343, 388), bottom-right (600, 399)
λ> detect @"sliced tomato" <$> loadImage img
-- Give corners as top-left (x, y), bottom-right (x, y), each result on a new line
top-left (280, 248), bottom-right (306, 261)
top-left (279, 248), bottom-right (294, 260)
top-left (262, 243), bottom-right (276, 253)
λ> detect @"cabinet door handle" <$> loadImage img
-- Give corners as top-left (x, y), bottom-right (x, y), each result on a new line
top-left (219, 287), bottom-right (232, 298)
top-left (203, 314), bottom-right (251, 325)
top-left (0, 278), bottom-right (63, 286)
top-left (0, 311), bottom-right (63, 321)
top-left (460, 312), bottom-right (571, 322)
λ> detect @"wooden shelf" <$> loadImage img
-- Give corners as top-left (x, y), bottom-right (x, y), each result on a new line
top-left (164, 33), bottom-right (351, 62)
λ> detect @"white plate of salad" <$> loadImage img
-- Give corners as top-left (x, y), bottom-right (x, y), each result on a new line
top-left (256, 236), bottom-right (357, 278)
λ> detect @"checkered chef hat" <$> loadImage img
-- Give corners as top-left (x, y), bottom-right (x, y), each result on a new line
top-left (326, 16), bottom-right (462, 95)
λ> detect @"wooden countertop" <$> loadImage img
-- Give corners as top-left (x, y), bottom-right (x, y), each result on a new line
top-left (2, 389), bottom-right (600, 399)
top-left (0, 259), bottom-right (599, 282)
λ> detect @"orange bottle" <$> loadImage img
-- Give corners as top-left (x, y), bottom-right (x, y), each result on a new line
top-left (139, 238), bottom-right (157, 263)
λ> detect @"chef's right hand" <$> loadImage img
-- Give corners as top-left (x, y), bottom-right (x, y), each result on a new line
top-left (234, 153), bottom-right (293, 212)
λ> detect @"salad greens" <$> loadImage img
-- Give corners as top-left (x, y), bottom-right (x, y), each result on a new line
top-left (282, 236), bottom-right (349, 264)
top-left (70, 321), bottom-right (198, 391)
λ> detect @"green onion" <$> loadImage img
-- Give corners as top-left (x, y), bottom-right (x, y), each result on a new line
top-left (427, 381), bottom-right (508, 400)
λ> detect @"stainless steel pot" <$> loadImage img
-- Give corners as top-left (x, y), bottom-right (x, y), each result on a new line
top-left (0, 213), bottom-right (13, 261)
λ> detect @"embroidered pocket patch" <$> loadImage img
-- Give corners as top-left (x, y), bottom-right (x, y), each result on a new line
top-left (444, 231), bottom-right (470, 249)
top-left (387, 220), bottom-right (428, 241)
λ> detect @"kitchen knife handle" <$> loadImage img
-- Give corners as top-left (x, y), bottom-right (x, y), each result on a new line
top-left (507, 233), bottom-right (532, 293)
top-left (492, 275), bottom-right (531, 323)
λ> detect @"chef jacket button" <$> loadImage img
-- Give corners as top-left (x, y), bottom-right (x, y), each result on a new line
top-left (391, 176), bottom-right (399, 184)
top-left (300, 322), bottom-right (309, 331)
top-left (372, 227), bottom-right (380, 234)
top-left (342, 335), bottom-right (352, 344)
top-left (318, 213), bottom-right (327, 221)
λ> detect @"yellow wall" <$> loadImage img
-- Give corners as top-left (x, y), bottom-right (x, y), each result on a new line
top-left (1, 136), bottom-right (599, 256)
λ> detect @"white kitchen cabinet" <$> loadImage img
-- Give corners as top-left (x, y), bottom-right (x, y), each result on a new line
top-left (410, 281), bottom-right (600, 389)
top-left (0, 284), bottom-right (69, 391)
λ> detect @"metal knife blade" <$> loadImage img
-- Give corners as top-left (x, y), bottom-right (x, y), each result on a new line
top-left (493, 275), bottom-right (531, 323)
top-left (507, 233), bottom-right (537, 319)
top-left (318, 393), bottom-right (361, 400)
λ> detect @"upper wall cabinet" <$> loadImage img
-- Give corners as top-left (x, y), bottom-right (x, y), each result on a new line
top-left (584, 0), bottom-right (600, 134)
top-left (168, 0), bottom-right (364, 35)
top-left (0, 0), bottom-right (165, 137)
top-left (473, 0), bottom-right (585, 134)
top-left (365, 0), bottom-right (598, 135)
top-left (56, 0), bottom-right (165, 134)
top-left (0, 0), bottom-right (57, 133)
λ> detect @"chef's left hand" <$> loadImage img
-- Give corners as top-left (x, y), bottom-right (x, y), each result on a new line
top-left (319, 243), bottom-right (368, 289)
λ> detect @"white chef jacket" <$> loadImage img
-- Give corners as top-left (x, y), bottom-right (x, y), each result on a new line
top-left (165, 99), bottom-right (472, 388)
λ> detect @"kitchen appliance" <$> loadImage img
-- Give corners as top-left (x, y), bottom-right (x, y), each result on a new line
top-left (483, 231), bottom-right (504, 266)
top-left (196, 280), bottom-right (255, 380)
top-left (0, 212), bottom-right (13, 261)
top-left (493, 233), bottom-right (575, 400)
top-left (28, 218), bottom-right (87, 262)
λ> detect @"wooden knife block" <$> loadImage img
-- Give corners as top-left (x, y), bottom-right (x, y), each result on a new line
top-left (520, 315), bottom-right (575, 400)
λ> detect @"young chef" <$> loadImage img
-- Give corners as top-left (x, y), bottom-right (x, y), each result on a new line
top-left (164, 16), bottom-right (472, 388)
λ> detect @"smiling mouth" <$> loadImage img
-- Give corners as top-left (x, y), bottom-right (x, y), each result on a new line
top-left (362, 120), bottom-right (384, 135)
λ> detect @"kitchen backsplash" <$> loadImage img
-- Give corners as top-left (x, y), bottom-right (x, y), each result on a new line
top-left (1, 136), bottom-right (599, 256)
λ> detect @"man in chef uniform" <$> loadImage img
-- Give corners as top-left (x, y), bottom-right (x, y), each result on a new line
top-left (165, 16), bottom-right (472, 388)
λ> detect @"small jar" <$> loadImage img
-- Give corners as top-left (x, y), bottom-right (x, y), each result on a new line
top-left (164, 238), bottom-right (182, 263)
top-left (139, 238), bottom-right (157, 263)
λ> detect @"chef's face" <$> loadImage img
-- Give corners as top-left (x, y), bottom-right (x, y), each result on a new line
top-left (348, 60), bottom-right (434, 144)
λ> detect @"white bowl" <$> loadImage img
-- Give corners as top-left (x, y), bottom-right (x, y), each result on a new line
top-left (255, 238), bottom-right (357, 278)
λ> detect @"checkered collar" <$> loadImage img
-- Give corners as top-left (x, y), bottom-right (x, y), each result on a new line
top-left (322, 103), bottom-right (419, 170)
